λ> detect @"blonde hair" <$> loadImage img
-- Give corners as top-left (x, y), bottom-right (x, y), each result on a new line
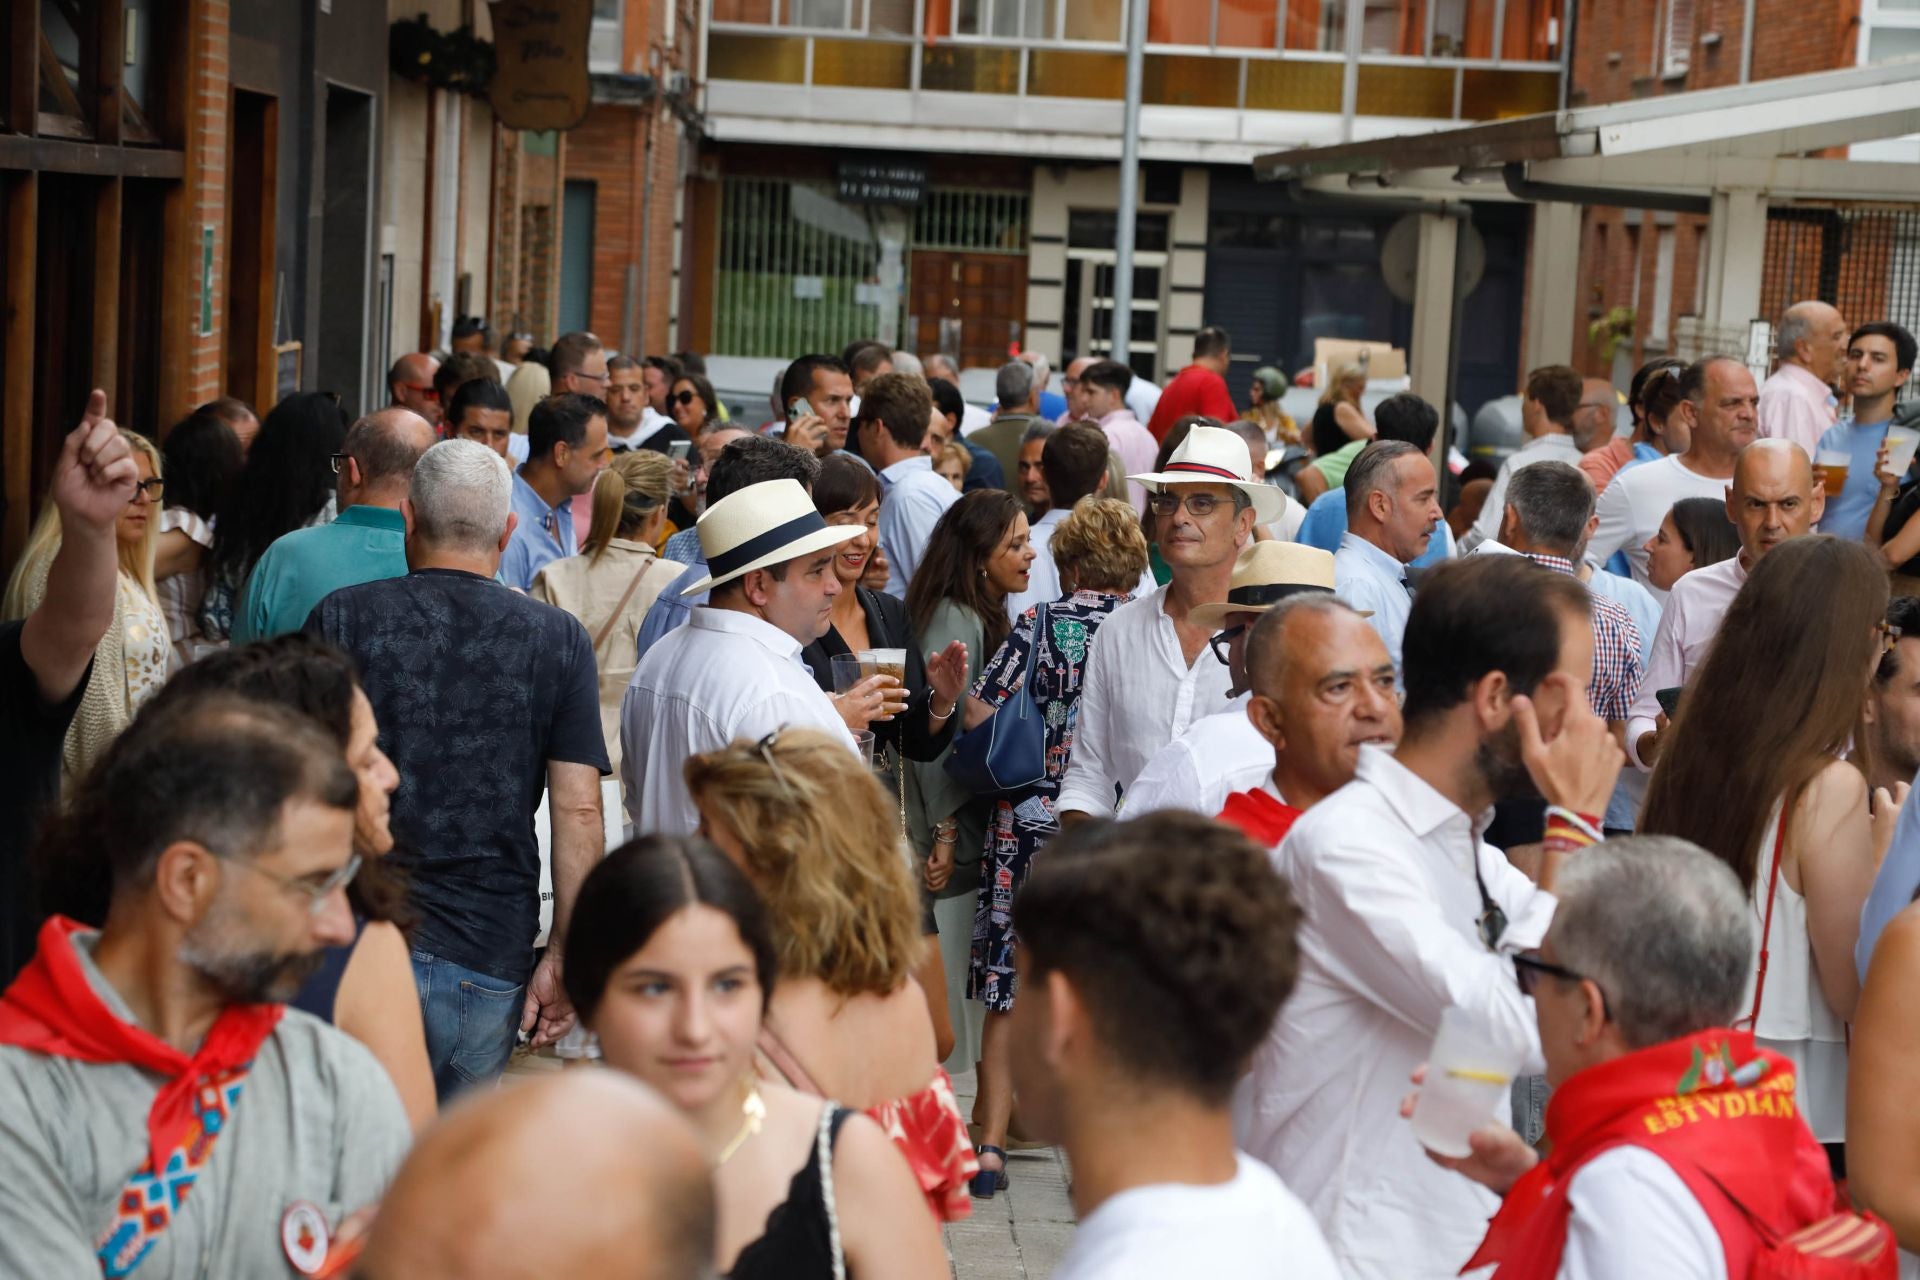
top-left (683, 728), bottom-right (921, 996)
top-left (506, 361), bottom-right (551, 435)
top-left (1319, 361), bottom-right (1366, 406)
top-left (3, 428), bottom-right (161, 619)
top-left (935, 441), bottom-right (971, 485)
top-left (1053, 496), bottom-right (1148, 593)
top-left (585, 450), bottom-right (673, 564)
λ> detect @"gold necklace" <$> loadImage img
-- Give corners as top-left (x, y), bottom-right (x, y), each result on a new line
top-left (716, 1081), bottom-right (767, 1165)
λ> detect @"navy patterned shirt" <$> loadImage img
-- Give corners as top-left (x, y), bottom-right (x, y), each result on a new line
top-left (307, 569), bottom-right (609, 983)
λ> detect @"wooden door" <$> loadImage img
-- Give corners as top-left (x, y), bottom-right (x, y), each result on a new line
top-left (910, 250), bottom-right (1028, 372)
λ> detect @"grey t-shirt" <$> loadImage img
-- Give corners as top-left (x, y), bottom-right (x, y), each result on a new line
top-left (0, 931), bottom-right (410, 1277)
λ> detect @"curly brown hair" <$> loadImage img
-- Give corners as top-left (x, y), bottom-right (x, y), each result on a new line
top-left (1013, 812), bottom-right (1302, 1105)
top-left (683, 729), bottom-right (922, 997)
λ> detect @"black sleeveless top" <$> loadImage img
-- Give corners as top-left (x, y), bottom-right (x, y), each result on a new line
top-left (728, 1105), bottom-right (852, 1280)
top-left (289, 915), bottom-right (368, 1022)
top-left (1311, 401), bottom-right (1347, 458)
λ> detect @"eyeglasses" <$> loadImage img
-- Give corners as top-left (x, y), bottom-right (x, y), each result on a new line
top-left (214, 851), bottom-right (362, 918)
top-left (1208, 622), bottom-right (1248, 667)
top-left (573, 370), bottom-right (611, 385)
top-left (671, 390), bottom-right (699, 407)
top-left (1513, 950), bottom-right (1613, 1021)
top-left (329, 453), bottom-right (352, 475)
top-left (130, 477), bottom-right (165, 502)
top-left (401, 383), bottom-right (440, 402)
top-left (1147, 491), bottom-right (1236, 519)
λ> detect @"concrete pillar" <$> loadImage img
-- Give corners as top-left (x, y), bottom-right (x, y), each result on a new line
top-left (1522, 201), bottom-right (1581, 369)
top-left (1702, 187), bottom-right (1766, 332)
top-left (1409, 210), bottom-right (1461, 450)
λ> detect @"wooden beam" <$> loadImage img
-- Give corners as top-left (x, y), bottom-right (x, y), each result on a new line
top-left (8, 0), bottom-right (39, 134)
top-left (0, 135), bottom-right (185, 177)
top-left (92, 177), bottom-right (122, 409)
top-left (94, 0), bottom-right (121, 147)
top-left (3, 171), bottom-right (37, 567)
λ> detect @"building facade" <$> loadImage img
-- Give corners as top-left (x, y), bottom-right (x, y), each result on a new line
top-left (684, 0), bottom-right (1567, 404)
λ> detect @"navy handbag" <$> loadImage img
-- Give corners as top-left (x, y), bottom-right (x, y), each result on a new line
top-left (944, 603), bottom-right (1049, 795)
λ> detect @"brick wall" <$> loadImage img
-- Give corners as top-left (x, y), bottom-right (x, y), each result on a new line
top-left (1564, 0), bottom-right (1860, 378)
top-left (184, 0), bottom-right (231, 409)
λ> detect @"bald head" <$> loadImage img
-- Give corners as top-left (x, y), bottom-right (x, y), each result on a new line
top-left (389, 352), bottom-right (443, 425)
top-left (1778, 300), bottom-right (1849, 386)
top-left (341, 408), bottom-right (436, 507)
top-left (1729, 438), bottom-right (1822, 562)
top-left (358, 1072), bottom-right (713, 1280)
top-left (1245, 594), bottom-right (1401, 809)
top-left (924, 353), bottom-right (958, 381)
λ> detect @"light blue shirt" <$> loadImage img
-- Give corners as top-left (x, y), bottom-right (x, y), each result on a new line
top-left (1298, 489), bottom-right (1452, 569)
top-left (1585, 564), bottom-right (1660, 832)
top-left (233, 505), bottom-right (409, 643)
top-left (635, 555), bottom-right (709, 664)
top-left (501, 467), bottom-right (575, 589)
top-left (1333, 531), bottom-right (1414, 677)
top-left (877, 455), bottom-right (959, 597)
top-left (1859, 773), bottom-right (1920, 980)
top-left (661, 526), bottom-right (703, 566)
top-left (1815, 417), bottom-right (1894, 541)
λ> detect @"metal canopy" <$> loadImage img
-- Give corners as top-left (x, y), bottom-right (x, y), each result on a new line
top-left (1252, 57), bottom-right (1920, 198)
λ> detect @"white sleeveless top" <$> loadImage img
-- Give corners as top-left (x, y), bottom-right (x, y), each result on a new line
top-left (1740, 801), bottom-right (1849, 1142)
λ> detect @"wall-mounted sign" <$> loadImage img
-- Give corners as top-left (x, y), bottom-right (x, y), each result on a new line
top-left (837, 160), bottom-right (927, 206)
top-left (199, 225), bottom-right (215, 336)
top-left (489, 0), bottom-right (592, 132)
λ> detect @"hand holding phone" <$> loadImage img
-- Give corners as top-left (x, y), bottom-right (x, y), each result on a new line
top-left (1654, 686), bottom-right (1682, 718)
top-left (668, 439), bottom-right (692, 462)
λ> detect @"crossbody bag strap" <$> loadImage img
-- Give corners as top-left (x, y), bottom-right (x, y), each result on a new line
top-left (755, 1021), bottom-right (826, 1097)
top-left (1745, 799), bottom-right (1793, 1031)
top-left (1014, 604), bottom-right (1046, 716)
top-left (591, 556), bottom-right (656, 652)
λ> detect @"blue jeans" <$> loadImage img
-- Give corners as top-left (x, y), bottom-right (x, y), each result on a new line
top-left (411, 949), bottom-right (525, 1103)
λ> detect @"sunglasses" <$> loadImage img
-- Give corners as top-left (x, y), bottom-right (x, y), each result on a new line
top-left (671, 390), bottom-right (700, 407)
top-left (1513, 950), bottom-right (1613, 1021)
top-left (401, 383), bottom-right (440, 401)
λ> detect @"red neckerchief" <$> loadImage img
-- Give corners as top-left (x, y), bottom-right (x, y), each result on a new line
top-left (1465, 1028), bottom-right (1834, 1279)
top-left (0, 915), bottom-right (283, 1171)
top-left (1217, 787), bottom-right (1302, 847)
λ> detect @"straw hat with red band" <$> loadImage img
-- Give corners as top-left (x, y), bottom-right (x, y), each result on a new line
top-left (681, 478), bottom-right (865, 595)
top-left (1191, 542), bottom-right (1362, 629)
top-left (1128, 424), bottom-right (1287, 523)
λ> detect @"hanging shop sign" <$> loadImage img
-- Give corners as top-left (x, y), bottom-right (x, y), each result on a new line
top-left (488, 0), bottom-right (592, 132)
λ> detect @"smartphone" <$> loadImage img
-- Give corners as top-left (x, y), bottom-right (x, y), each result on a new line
top-left (1654, 685), bottom-right (1683, 718)
top-left (787, 397), bottom-right (815, 421)
top-left (668, 439), bottom-right (692, 462)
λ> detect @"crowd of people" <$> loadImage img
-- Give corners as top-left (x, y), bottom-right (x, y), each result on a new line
top-left (7, 303), bottom-right (1920, 1279)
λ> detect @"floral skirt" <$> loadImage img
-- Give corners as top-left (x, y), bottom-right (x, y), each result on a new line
top-left (867, 1068), bottom-right (980, 1222)
top-left (965, 791), bottom-right (1059, 1014)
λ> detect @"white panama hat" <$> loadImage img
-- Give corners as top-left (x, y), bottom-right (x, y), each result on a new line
top-left (681, 478), bottom-right (864, 595)
top-left (1127, 424), bottom-right (1287, 523)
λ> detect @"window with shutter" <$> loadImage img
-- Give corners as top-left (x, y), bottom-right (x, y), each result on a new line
top-left (1662, 0), bottom-right (1694, 77)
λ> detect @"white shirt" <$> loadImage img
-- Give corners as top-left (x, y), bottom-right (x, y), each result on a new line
top-left (611, 406), bottom-right (676, 452)
top-left (1334, 531), bottom-right (1414, 677)
top-left (619, 607), bottom-right (854, 832)
top-left (1005, 506), bottom-right (1155, 622)
top-left (1757, 361), bottom-right (1837, 460)
top-left (1235, 746), bottom-right (1555, 1280)
top-left (1471, 432), bottom-right (1588, 544)
top-left (959, 402), bottom-right (993, 437)
top-left (1624, 554), bottom-right (1747, 768)
top-left (1055, 584), bottom-right (1237, 817)
top-left (1052, 1153), bottom-right (1341, 1280)
top-left (878, 455), bottom-right (960, 596)
top-left (1122, 699), bottom-right (1273, 820)
top-left (1127, 373), bottom-right (1163, 426)
top-left (1265, 489), bottom-right (1310, 543)
top-left (1558, 1147), bottom-right (1723, 1280)
top-left (1586, 455), bottom-right (1732, 598)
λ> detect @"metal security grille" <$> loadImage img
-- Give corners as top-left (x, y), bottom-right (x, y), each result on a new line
top-left (1761, 206), bottom-right (1920, 399)
top-left (714, 177), bottom-right (890, 358)
top-left (912, 189), bottom-right (1030, 253)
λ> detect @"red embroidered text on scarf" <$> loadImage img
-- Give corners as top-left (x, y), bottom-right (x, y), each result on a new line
top-left (0, 915), bottom-right (282, 1172)
top-left (1464, 1028), bottom-right (1834, 1280)
top-left (1218, 788), bottom-right (1303, 847)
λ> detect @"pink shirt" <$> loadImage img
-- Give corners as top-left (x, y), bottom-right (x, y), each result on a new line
top-left (1099, 408), bottom-right (1160, 513)
top-left (1579, 436), bottom-right (1636, 494)
top-left (1757, 362), bottom-right (1836, 460)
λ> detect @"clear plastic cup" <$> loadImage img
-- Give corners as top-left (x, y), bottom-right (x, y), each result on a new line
top-left (830, 653), bottom-right (865, 695)
top-left (856, 649), bottom-right (909, 720)
top-left (1410, 1006), bottom-right (1528, 1158)
top-left (1886, 429), bottom-right (1920, 480)
top-left (1817, 449), bottom-right (1850, 497)
top-left (853, 729), bottom-right (876, 766)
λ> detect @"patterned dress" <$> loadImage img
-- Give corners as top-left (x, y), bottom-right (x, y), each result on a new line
top-left (966, 589), bottom-right (1130, 1012)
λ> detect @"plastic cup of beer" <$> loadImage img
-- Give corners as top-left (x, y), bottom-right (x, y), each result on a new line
top-left (830, 654), bottom-right (866, 695)
top-left (1817, 449), bottom-right (1850, 497)
top-left (857, 649), bottom-right (909, 720)
top-left (1410, 1006), bottom-right (1527, 1158)
top-left (1886, 429), bottom-right (1920, 480)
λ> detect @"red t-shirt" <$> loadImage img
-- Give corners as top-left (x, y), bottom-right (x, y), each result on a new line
top-left (1147, 364), bottom-right (1237, 442)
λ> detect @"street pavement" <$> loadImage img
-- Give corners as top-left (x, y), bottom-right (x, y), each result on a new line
top-left (944, 1068), bottom-right (1075, 1280)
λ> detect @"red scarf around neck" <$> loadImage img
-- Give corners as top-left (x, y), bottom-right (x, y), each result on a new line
top-left (1217, 787), bottom-right (1302, 847)
top-left (1465, 1028), bottom-right (1834, 1280)
top-left (0, 915), bottom-right (283, 1172)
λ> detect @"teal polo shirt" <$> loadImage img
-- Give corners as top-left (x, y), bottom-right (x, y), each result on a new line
top-left (232, 505), bottom-right (409, 643)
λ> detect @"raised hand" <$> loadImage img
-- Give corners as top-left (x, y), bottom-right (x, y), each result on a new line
top-left (1511, 673), bottom-right (1623, 816)
top-left (925, 640), bottom-right (970, 709)
top-left (785, 414), bottom-right (829, 454)
top-left (51, 390), bottom-right (138, 534)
